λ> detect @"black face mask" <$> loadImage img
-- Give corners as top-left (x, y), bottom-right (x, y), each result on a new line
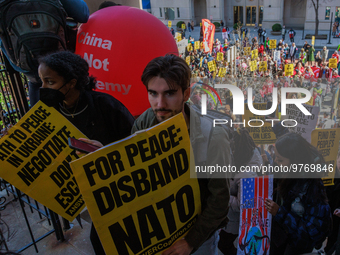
top-left (39, 83), bottom-right (68, 107)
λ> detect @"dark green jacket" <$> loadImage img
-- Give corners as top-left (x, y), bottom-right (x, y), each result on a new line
top-left (132, 104), bottom-right (231, 250)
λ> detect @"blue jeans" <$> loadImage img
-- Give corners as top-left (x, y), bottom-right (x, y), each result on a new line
top-left (192, 230), bottom-right (220, 255)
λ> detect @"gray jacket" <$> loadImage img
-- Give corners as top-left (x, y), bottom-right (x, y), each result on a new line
top-left (321, 49), bottom-right (329, 60)
top-left (132, 104), bottom-right (231, 250)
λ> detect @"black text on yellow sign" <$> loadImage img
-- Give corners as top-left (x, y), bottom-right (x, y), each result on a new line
top-left (250, 60), bottom-right (257, 72)
top-left (329, 58), bottom-right (337, 69)
top-left (251, 49), bottom-right (258, 60)
top-left (311, 129), bottom-right (340, 186)
top-left (269, 40), bottom-right (276, 49)
top-left (216, 52), bottom-right (224, 61)
top-left (218, 67), bottom-right (226, 77)
top-left (186, 56), bottom-right (191, 66)
top-left (187, 44), bottom-right (193, 52)
top-left (194, 41), bottom-right (200, 50)
top-left (244, 47), bottom-right (251, 56)
top-left (259, 61), bottom-right (267, 72)
top-left (242, 103), bottom-right (277, 145)
top-left (0, 101), bottom-right (86, 221)
top-left (70, 114), bottom-right (201, 255)
top-left (285, 64), bottom-right (294, 76)
top-left (208, 61), bottom-right (216, 72)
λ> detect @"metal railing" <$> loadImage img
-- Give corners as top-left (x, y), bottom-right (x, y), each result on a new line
top-left (0, 50), bottom-right (69, 253)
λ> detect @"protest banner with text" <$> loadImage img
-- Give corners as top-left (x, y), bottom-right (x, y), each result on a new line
top-left (243, 103), bottom-right (277, 145)
top-left (282, 104), bottom-right (319, 143)
top-left (70, 114), bottom-right (201, 255)
top-left (311, 129), bottom-right (340, 186)
top-left (0, 101), bottom-right (86, 221)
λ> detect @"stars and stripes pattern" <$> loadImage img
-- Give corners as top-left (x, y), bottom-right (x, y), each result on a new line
top-left (238, 176), bottom-right (273, 255)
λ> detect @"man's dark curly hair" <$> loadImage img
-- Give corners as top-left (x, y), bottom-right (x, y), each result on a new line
top-left (141, 54), bottom-right (191, 93)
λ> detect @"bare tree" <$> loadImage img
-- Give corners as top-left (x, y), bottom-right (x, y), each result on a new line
top-left (309, 0), bottom-right (333, 36)
top-left (311, 0), bottom-right (320, 36)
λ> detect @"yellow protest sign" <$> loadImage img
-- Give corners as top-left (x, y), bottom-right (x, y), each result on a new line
top-left (0, 101), bottom-right (86, 221)
top-left (311, 36), bottom-right (315, 46)
top-left (285, 64), bottom-right (294, 76)
top-left (243, 103), bottom-right (277, 145)
top-left (251, 49), bottom-right (258, 60)
top-left (329, 58), bottom-right (337, 68)
top-left (70, 114), bottom-right (201, 255)
top-left (244, 47), bottom-right (251, 56)
top-left (311, 129), bottom-right (340, 186)
top-left (194, 41), bottom-right (200, 50)
top-left (216, 52), bottom-right (224, 61)
top-left (187, 43), bottom-right (193, 52)
top-left (259, 61), bottom-right (267, 72)
top-left (250, 60), bottom-right (257, 72)
top-left (269, 40), bottom-right (276, 49)
top-left (208, 61), bottom-right (216, 72)
top-left (168, 21), bottom-right (172, 27)
top-left (200, 22), bottom-right (202, 27)
top-left (176, 34), bottom-right (182, 42)
top-left (305, 96), bottom-right (314, 106)
top-left (218, 67), bottom-right (226, 77)
top-left (181, 23), bottom-right (186, 30)
top-left (186, 56), bottom-right (191, 65)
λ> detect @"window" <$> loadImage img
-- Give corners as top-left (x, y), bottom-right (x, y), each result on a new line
top-left (164, 7), bottom-right (175, 20)
top-left (336, 6), bottom-right (340, 19)
top-left (177, 8), bottom-right (180, 18)
top-left (160, 7), bottom-right (162, 17)
top-left (325, 7), bottom-right (331, 20)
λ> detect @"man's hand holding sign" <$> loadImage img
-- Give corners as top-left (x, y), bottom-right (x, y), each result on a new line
top-left (70, 114), bottom-right (201, 255)
top-left (72, 55), bottom-right (231, 254)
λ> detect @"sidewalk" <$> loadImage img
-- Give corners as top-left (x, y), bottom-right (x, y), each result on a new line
top-left (175, 26), bottom-right (340, 50)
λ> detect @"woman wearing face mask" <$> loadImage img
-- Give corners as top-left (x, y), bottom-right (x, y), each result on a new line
top-left (38, 51), bottom-right (135, 255)
top-left (38, 51), bottom-right (134, 144)
top-left (265, 133), bottom-right (332, 255)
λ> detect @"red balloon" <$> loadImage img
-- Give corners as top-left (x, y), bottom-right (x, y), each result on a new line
top-left (75, 6), bottom-right (178, 116)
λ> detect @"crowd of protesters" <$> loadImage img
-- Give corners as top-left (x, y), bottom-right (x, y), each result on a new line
top-left (179, 25), bottom-right (340, 128)
top-left (0, 15), bottom-right (340, 255)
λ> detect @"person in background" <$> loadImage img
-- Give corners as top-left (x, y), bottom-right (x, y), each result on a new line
top-left (289, 42), bottom-right (297, 64)
top-left (132, 54), bottom-right (231, 255)
top-left (258, 27), bottom-right (263, 43)
top-left (265, 133), bottom-right (332, 255)
top-left (38, 51), bottom-right (135, 255)
top-left (306, 45), bottom-right (315, 66)
top-left (288, 28), bottom-right (296, 42)
top-left (98, 0), bottom-right (121, 9)
top-left (315, 51), bottom-right (322, 67)
top-left (218, 128), bottom-right (262, 255)
top-left (321, 46), bottom-right (329, 64)
top-left (281, 25), bottom-right (286, 41)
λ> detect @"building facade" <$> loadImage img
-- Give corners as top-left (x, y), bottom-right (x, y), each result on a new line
top-left (150, 0), bottom-right (340, 30)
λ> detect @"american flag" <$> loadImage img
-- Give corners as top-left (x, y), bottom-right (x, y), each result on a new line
top-left (238, 176), bottom-right (273, 255)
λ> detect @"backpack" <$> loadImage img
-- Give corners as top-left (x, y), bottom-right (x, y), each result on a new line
top-left (0, 0), bottom-right (67, 73)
